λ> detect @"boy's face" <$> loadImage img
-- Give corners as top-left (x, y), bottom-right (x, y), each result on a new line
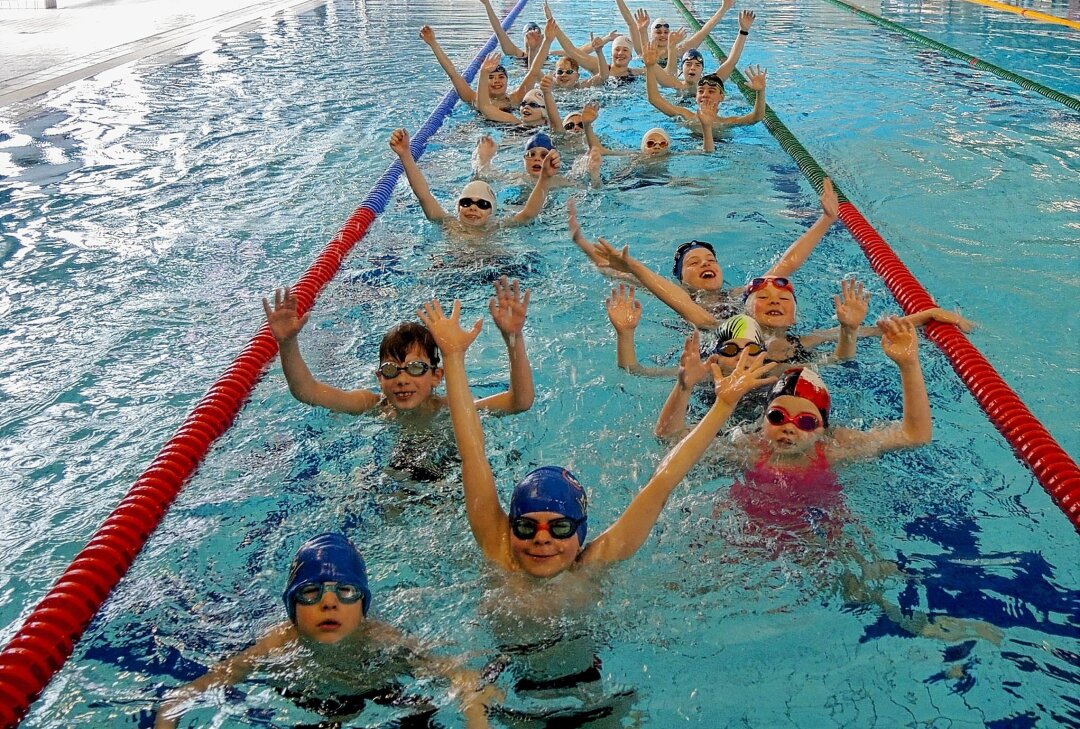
top-left (523, 147), bottom-right (549, 176)
top-left (487, 70), bottom-right (508, 95)
top-left (555, 60), bottom-right (579, 87)
top-left (747, 288), bottom-right (797, 328)
top-left (294, 583), bottom-right (364, 644)
top-left (696, 82), bottom-right (723, 106)
top-left (376, 343), bottom-right (443, 410)
top-left (510, 510), bottom-right (581, 578)
top-left (679, 248), bottom-right (723, 291)
top-left (682, 58), bottom-right (704, 84)
top-left (762, 395), bottom-right (825, 456)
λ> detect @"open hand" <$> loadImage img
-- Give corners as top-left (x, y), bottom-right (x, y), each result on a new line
top-left (606, 284), bottom-right (642, 333)
top-left (711, 350), bottom-right (778, 406)
top-left (418, 299), bottom-right (483, 356)
top-left (581, 100), bottom-right (600, 124)
top-left (835, 278), bottom-right (871, 329)
top-left (669, 27), bottom-right (688, 47)
top-left (820, 177), bottom-right (839, 219)
top-left (739, 10), bottom-right (755, 31)
top-left (262, 286), bottom-right (309, 344)
top-left (634, 8), bottom-right (651, 34)
top-left (677, 330), bottom-right (711, 391)
top-left (925, 307), bottom-right (976, 333)
top-left (744, 64), bottom-right (767, 92)
top-left (595, 238), bottom-right (634, 273)
top-left (482, 51), bottom-right (504, 73)
top-left (879, 316), bottom-right (920, 365)
top-left (696, 99), bottom-right (720, 127)
top-left (489, 277), bottom-right (531, 337)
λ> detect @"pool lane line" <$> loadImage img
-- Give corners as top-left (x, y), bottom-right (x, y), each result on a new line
top-left (0, 0), bottom-right (533, 725)
top-left (957, 0), bottom-right (1080, 31)
top-left (820, 0), bottom-right (1080, 113)
top-left (669, 0), bottom-right (1080, 530)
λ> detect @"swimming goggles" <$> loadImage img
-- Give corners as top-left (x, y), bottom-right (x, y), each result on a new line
top-left (564, 120), bottom-right (584, 130)
top-left (295, 582), bottom-right (364, 606)
top-left (458, 197), bottom-right (493, 210)
top-left (377, 360), bottom-right (433, 378)
top-left (698, 76), bottom-right (723, 89)
top-left (653, 23), bottom-right (670, 29)
top-left (510, 516), bottom-right (584, 540)
top-left (645, 138), bottom-right (669, 149)
top-left (520, 101), bottom-right (544, 110)
top-left (765, 406), bottom-right (821, 432)
top-left (555, 69), bottom-right (577, 76)
top-left (715, 341), bottom-right (765, 358)
top-left (744, 276), bottom-right (795, 297)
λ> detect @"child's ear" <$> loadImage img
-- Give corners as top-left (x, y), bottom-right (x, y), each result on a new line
top-left (432, 367), bottom-right (445, 386)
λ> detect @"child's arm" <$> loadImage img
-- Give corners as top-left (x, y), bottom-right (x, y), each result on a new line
top-left (801, 307), bottom-right (976, 348)
top-left (262, 288), bottom-right (381, 414)
top-left (650, 61), bottom-right (684, 90)
top-left (540, 74), bottom-right (564, 131)
top-left (664, 28), bottom-right (687, 73)
top-left (476, 53), bottom-right (526, 124)
top-left (418, 300), bottom-right (513, 567)
top-left (474, 277), bottom-right (535, 414)
top-left (389, 129), bottom-right (451, 222)
top-left (619, 0), bottom-right (644, 54)
top-left (715, 11), bottom-right (755, 80)
top-left (579, 33), bottom-right (611, 86)
top-left (479, 0), bottom-right (526, 58)
top-left (676, 0), bottom-right (735, 57)
top-left (654, 331), bottom-right (712, 437)
top-left (697, 99), bottom-right (719, 152)
top-left (596, 239), bottom-right (720, 328)
top-left (607, 284), bottom-right (642, 371)
top-left (763, 177), bottom-right (840, 278)
top-left (644, 43), bottom-right (694, 121)
top-left (471, 135), bottom-right (499, 179)
top-left (510, 149), bottom-right (559, 223)
top-left (831, 317), bottom-right (933, 462)
top-left (420, 26), bottom-right (479, 105)
top-left (719, 64), bottom-right (767, 127)
top-left (831, 278), bottom-right (871, 361)
top-left (155, 624), bottom-right (294, 729)
top-left (512, 20), bottom-right (557, 102)
top-left (581, 101), bottom-right (620, 156)
top-left (582, 352), bottom-right (778, 564)
top-left (544, 9), bottom-right (603, 75)
top-left (569, 198), bottom-right (623, 268)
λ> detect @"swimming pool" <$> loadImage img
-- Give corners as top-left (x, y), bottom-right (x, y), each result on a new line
top-left (1, 0), bottom-right (1077, 725)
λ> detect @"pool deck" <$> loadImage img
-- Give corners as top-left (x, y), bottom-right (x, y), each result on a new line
top-left (0, 0), bottom-right (325, 107)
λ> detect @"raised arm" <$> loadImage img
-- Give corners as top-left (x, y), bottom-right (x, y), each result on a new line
top-left (677, 0), bottom-right (735, 57)
top-left (618, 0), bottom-right (644, 54)
top-left (607, 284), bottom-right (645, 372)
top-left (697, 99), bottom-right (719, 152)
top-left (586, 33), bottom-right (611, 85)
top-left (582, 352), bottom-right (778, 564)
top-left (581, 101), bottom-right (618, 156)
top-left (480, 0), bottom-right (526, 58)
top-left (389, 129), bottom-right (451, 222)
top-left (715, 11), bottom-right (755, 80)
top-left (476, 53), bottom-right (526, 123)
top-left (472, 135), bottom-right (499, 179)
top-left (512, 19), bottom-right (558, 101)
top-left (598, 239), bottom-right (719, 328)
top-left (263, 288), bottom-right (381, 414)
top-left (831, 278), bottom-right (871, 361)
top-left (764, 177), bottom-right (839, 278)
top-left (418, 300), bottom-right (511, 566)
top-left (721, 64), bottom-right (766, 127)
top-left (474, 277), bottom-right (535, 414)
top-left (545, 11), bottom-right (603, 74)
top-left (645, 43), bottom-right (694, 120)
top-left (654, 331), bottom-right (711, 437)
top-left (650, 60), bottom-right (684, 90)
top-left (511, 149), bottom-right (559, 223)
top-left (540, 74), bottom-right (563, 131)
top-left (156, 624), bottom-right (293, 729)
top-left (420, 26), bottom-right (478, 105)
top-left (664, 27), bottom-right (688, 73)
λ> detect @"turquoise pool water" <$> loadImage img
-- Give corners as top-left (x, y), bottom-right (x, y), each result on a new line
top-left (0, 0), bottom-right (1077, 726)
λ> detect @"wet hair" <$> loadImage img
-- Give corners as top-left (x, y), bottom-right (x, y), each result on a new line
top-left (379, 322), bottom-right (440, 368)
top-left (557, 57), bottom-right (579, 72)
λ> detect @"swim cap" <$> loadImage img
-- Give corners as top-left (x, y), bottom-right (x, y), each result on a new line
top-left (523, 21), bottom-right (541, 33)
top-left (680, 49), bottom-right (704, 65)
top-left (510, 466), bottom-right (588, 544)
top-left (458, 180), bottom-right (496, 209)
top-left (283, 533), bottom-right (372, 621)
top-left (612, 35), bottom-right (634, 54)
top-left (768, 368), bottom-right (831, 427)
top-left (698, 73), bottom-right (724, 90)
top-left (491, 65), bottom-right (508, 76)
top-left (672, 240), bottom-right (716, 279)
top-left (640, 127), bottom-right (671, 154)
top-left (524, 132), bottom-right (554, 152)
top-left (715, 314), bottom-right (766, 351)
top-left (522, 88), bottom-right (547, 113)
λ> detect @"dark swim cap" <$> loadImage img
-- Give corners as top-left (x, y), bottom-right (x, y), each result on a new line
top-left (680, 49), bottom-right (705, 65)
top-left (672, 240), bottom-right (716, 279)
top-left (768, 368), bottom-right (831, 427)
top-left (510, 466), bottom-right (588, 544)
top-left (283, 533), bottom-right (372, 621)
top-left (698, 73), bottom-right (724, 90)
top-left (525, 132), bottom-right (554, 152)
top-left (523, 21), bottom-right (541, 33)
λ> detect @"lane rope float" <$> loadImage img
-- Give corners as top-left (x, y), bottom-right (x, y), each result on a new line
top-left (669, 0), bottom-right (1080, 530)
top-left (0, 1), bottom-right (531, 726)
top-left (956, 0), bottom-right (1080, 31)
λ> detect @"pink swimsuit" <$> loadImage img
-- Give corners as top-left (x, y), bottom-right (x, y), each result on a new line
top-left (730, 443), bottom-right (843, 534)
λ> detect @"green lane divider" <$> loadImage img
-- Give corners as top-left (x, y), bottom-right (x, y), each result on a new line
top-left (822, 0), bottom-right (1080, 113)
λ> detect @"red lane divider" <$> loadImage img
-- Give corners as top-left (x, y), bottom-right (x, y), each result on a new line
top-left (0, 208), bottom-right (378, 728)
top-left (838, 202), bottom-right (1080, 529)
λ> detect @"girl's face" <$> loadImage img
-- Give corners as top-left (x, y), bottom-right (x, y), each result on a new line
top-left (487, 70), bottom-right (508, 95)
top-left (520, 99), bottom-right (545, 123)
top-left (555, 60), bottom-right (580, 87)
top-left (642, 131), bottom-right (670, 155)
top-left (612, 44), bottom-right (632, 67)
top-left (680, 248), bottom-right (723, 291)
top-left (294, 584), bottom-right (365, 644)
top-left (563, 114), bottom-right (585, 134)
top-left (651, 24), bottom-right (670, 45)
top-left (523, 147), bottom-right (549, 176)
top-left (748, 288), bottom-right (797, 329)
top-left (510, 510), bottom-right (581, 578)
top-left (762, 395), bottom-right (825, 456)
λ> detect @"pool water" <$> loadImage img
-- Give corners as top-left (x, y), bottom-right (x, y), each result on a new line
top-left (1, 0), bottom-right (1077, 726)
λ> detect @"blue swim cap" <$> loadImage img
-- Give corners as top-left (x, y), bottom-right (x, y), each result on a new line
top-left (510, 467), bottom-right (588, 544)
top-left (283, 533), bottom-right (372, 621)
top-left (523, 21), bottom-right (541, 33)
top-left (525, 132), bottom-right (554, 152)
top-left (681, 49), bottom-right (704, 64)
top-left (672, 240), bottom-right (716, 279)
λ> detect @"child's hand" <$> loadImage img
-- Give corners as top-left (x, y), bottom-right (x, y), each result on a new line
top-left (262, 286), bottom-right (309, 344)
top-left (542, 149), bottom-right (562, 177)
top-left (595, 238), bottom-right (634, 273)
top-left (820, 177), bottom-right (839, 219)
top-left (545, 16), bottom-right (558, 39)
top-left (634, 8), bottom-right (651, 34)
top-left (419, 25), bottom-right (436, 45)
top-left (677, 330), bottom-right (710, 391)
top-left (835, 278), bottom-right (871, 329)
top-left (540, 74), bottom-right (554, 93)
top-left (669, 27), bottom-right (688, 47)
top-left (543, 0), bottom-right (553, 20)
top-left (722, 0), bottom-right (736, 12)
top-left (482, 51), bottom-right (504, 73)
top-left (603, 29), bottom-right (620, 43)
top-left (581, 100), bottom-right (600, 123)
top-left (879, 316), bottom-right (920, 366)
top-left (418, 299), bottom-right (483, 356)
top-left (739, 10), bottom-right (756, 31)
top-left (589, 32), bottom-right (606, 51)
top-left (926, 307), bottom-right (976, 333)
top-left (744, 64), bottom-right (767, 92)
top-left (712, 351), bottom-right (778, 406)
top-left (696, 99), bottom-right (720, 127)
top-left (489, 277), bottom-right (531, 337)
top-left (389, 128), bottom-right (412, 157)
top-left (474, 134), bottom-right (497, 164)
top-left (606, 284), bottom-right (642, 333)
top-left (642, 42), bottom-right (661, 67)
